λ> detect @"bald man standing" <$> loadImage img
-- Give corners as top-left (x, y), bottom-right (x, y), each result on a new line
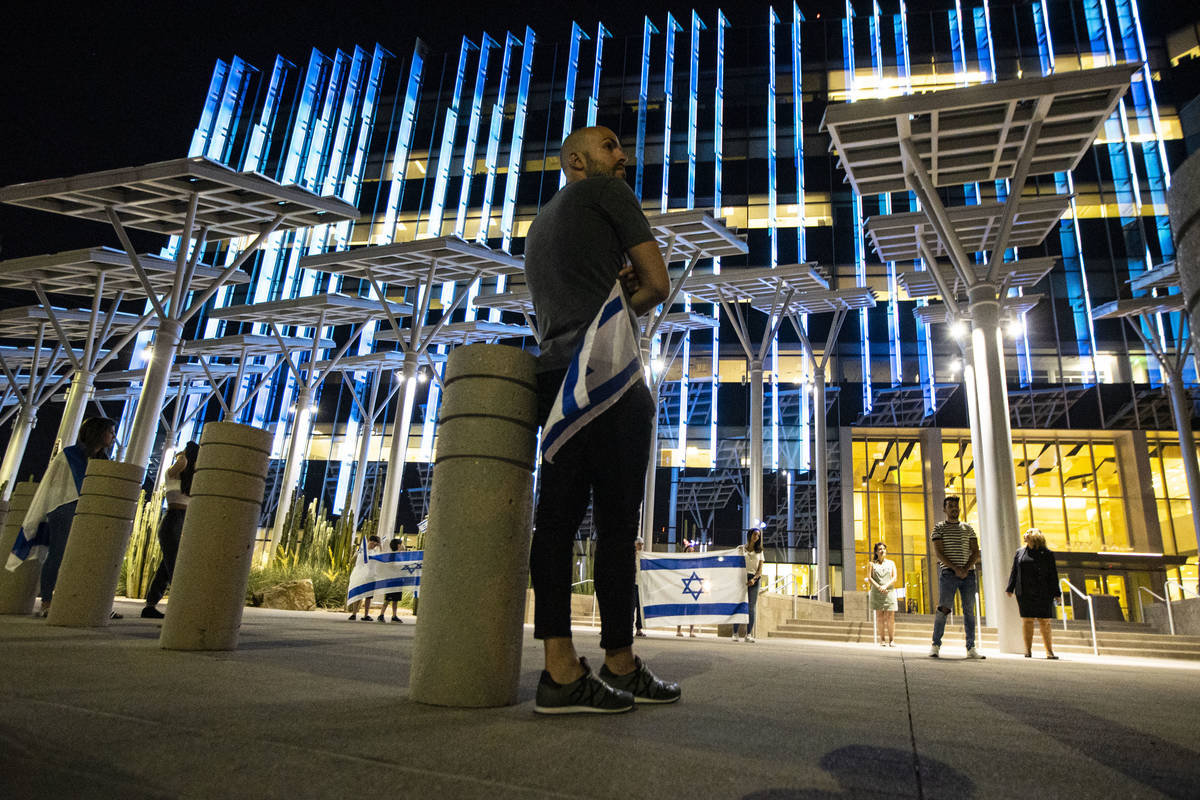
top-left (523, 126), bottom-right (680, 714)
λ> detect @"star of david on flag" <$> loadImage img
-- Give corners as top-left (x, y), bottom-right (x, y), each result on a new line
top-left (637, 548), bottom-right (749, 628)
top-left (346, 538), bottom-right (424, 602)
top-left (541, 281), bottom-right (644, 463)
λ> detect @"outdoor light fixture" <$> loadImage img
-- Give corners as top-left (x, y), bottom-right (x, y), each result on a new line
top-left (949, 321), bottom-right (968, 340)
top-left (1006, 318), bottom-right (1024, 338)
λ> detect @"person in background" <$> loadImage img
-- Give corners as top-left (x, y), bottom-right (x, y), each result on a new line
top-left (929, 496), bottom-right (985, 659)
top-left (6, 417), bottom-right (117, 618)
top-left (675, 541), bottom-right (698, 638)
top-left (634, 537), bottom-right (646, 637)
top-left (1006, 528), bottom-right (1061, 660)
top-left (141, 441), bottom-right (199, 619)
top-left (378, 537), bottom-right (407, 623)
top-left (735, 528), bottom-right (764, 643)
top-left (347, 535), bottom-right (382, 621)
top-left (869, 542), bottom-right (898, 647)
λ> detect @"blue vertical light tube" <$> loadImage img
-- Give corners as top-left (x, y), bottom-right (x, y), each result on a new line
top-left (558, 23), bottom-right (590, 188)
top-left (476, 33), bottom-right (520, 245)
top-left (207, 57), bottom-right (255, 164)
top-left (586, 23), bottom-right (612, 126)
top-left (379, 42), bottom-right (429, 246)
top-left (710, 11), bottom-right (728, 469)
top-left (844, 2), bottom-right (872, 413)
top-left (455, 35), bottom-right (497, 239)
top-left (188, 61), bottom-right (230, 157)
top-left (768, 7), bottom-right (781, 471)
top-left (500, 27), bottom-right (536, 254)
top-left (426, 37), bottom-right (476, 237)
top-left (793, 2), bottom-right (810, 471)
top-left (660, 14), bottom-right (682, 214)
top-left (870, 1), bottom-right (902, 389)
top-left (634, 17), bottom-right (658, 202)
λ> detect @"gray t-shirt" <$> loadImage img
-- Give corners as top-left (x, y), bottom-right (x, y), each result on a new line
top-left (932, 520), bottom-right (978, 571)
top-left (523, 176), bottom-right (655, 371)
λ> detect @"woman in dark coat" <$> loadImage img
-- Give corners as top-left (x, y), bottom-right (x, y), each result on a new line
top-left (1005, 528), bottom-right (1060, 659)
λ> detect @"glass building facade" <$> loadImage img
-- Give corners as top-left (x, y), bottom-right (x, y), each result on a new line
top-left (119, 0), bottom-right (1197, 615)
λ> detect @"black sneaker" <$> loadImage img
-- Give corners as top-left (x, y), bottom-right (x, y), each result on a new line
top-left (534, 658), bottom-right (634, 715)
top-left (362, 615), bottom-right (373, 621)
top-left (141, 607), bottom-right (165, 619)
top-left (599, 657), bottom-right (681, 704)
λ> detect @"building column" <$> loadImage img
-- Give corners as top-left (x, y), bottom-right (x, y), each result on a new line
top-left (1167, 149), bottom-right (1200, 370)
top-left (748, 358), bottom-right (764, 531)
top-left (919, 427), bottom-right (944, 615)
top-left (0, 404), bottom-right (36, 502)
top-left (124, 318), bottom-right (183, 470)
top-left (968, 284), bottom-right (1022, 654)
top-left (1166, 378), bottom-right (1200, 575)
top-left (55, 368), bottom-right (96, 456)
top-left (839, 425), bottom-right (855, 594)
top-left (269, 382), bottom-right (314, 556)
top-left (378, 351), bottom-right (420, 540)
top-left (814, 369), bottom-right (830, 596)
top-left (640, 389), bottom-right (660, 547)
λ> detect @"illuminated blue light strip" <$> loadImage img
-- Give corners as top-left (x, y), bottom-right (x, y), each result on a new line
top-left (660, 13), bottom-right (682, 214)
top-left (587, 24), bottom-right (611, 126)
top-left (455, 34), bottom-right (497, 239)
top-left (476, 32), bottom-right (520, 245)
top-left (426, 37), bottom-right (476, 238)
top-left (297, 50), bottom-right (350, 298)
top-left (676, 10), bottom-right (704, 465)
top-left (768, 7), bottom-right (781, 470)
top-left (500, 27), bottom-right (536, 253)
top-left (793, 2), bottom-right (810, 471)
top-left (710, 11), bottom-right (728, 468)
top-left (558, 23), bottom-right (589, 188)
top-left (844, 2), bottom-right (871, 412)
top-left (870, 1), bottom-right (902, 390)
top-left (379, 41), bottom-right (429, 245)
top-left (207, 57), bottom-right (254, 163)
top-left (634, 17), bottom-right (658, 202)
top-left (188, 60), bottom-right (229, 157)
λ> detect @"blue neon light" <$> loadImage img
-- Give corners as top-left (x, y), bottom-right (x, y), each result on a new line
top-left (476, 32), bottom-right (520, 244)
top-left (660, 13), bottom-right (682, 214)
top-left (379, 41), bottom-right (428, 245)
top-left (500, 27), bottom-right (536, 253)
top-left (587, 23), bottom-right (611, 126)
top-left (455, 34), bottom-right (497, 238)
top-left (559, 23), bottom-right (589, 188)
top-left (426, 37), bottom-right (477, 237)
top-left (634, 16), bottom-right (658, 202)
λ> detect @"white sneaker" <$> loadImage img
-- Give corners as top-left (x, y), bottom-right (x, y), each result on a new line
top-left (929, 645), bottom-right (940, 658)
top-left (966, 647), bottom-right (986, 659)
top-left (731, 635), bottom-right (740, 642)
top-left (745, 634), bottom-right (755, 643)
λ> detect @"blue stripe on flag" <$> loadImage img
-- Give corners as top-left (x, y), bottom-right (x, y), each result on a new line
top-left (541, 358), bottom-right (642, 448)
top-left (596, 293), bottom-right (624, 326)
top-left (640, 555), bottom-right (746, 571)
top-left (348, 576), bottom-right (421, 601)
top-left (372, 551), bottom-right (423, 563)
top-left (644, 602), bottom-right (749, 617)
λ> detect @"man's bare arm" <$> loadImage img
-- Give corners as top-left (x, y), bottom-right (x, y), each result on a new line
top-left (624, 240), bottom-right (670, 315)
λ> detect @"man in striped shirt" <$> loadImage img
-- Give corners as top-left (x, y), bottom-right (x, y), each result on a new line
top-left (929, 495), bottom-right (986, 659)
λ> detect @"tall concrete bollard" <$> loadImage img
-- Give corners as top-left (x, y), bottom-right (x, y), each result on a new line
top-left (47, 462), bottom-right (145, 626)
top-left (410, 344), bottom-right (538, 707)
top-left (0, 482), bottom-right (40, 614)
top-left (1169, 150), bottom-right (1200, 361)
top-left (160, 422), bottom-right (272, 651)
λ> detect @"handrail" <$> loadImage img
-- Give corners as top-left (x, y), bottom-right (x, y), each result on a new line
top-left (1137, 585), bottom-right (1174, 636)
top-left (571, 579), bottom-right (597, 627)
top-left (815, 584), bottom-right (832, 602)
top-left (1059, 579), bottom-right (1099, 656)
top-left (1165, 579), bottom-right (1200, 602)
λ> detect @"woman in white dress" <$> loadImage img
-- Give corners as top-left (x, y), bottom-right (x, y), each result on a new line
top-left (869, 542), bottom-right (898, 646)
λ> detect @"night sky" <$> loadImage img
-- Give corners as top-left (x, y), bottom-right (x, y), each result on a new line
top-left (0, 0), bottom-right (1193, 257)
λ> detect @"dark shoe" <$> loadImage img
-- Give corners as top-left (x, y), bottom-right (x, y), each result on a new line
top-left (1046, 654), bottom-right (1059, 660)
top-left (1024, 653), bottom-right (1032, 658)
top-left (378, 615), bottom-right (387, 622)
top-left (635, 629), bottom-right (647, 638)
top-left (109, 611), bottom-right (123, 620)
top-left (392, 616), bottom-right (403, 623)
top-left (534, 658), bottom-right (634, 715)
top-left (141, 607), bottom-right (165, 619)
top-left (599, 656), bottom-right (681, 705)
top-left (348, 613), bottom-right (357, 620)
top-left (362, 615), bottom-right (373, 621)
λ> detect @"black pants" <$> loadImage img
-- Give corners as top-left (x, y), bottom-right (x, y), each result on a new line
top-left (145, 507), bottom-right (186, 607)
top-left (40, 501), bottom-right (77, 603)
top-left (530, 373), bottom-right (653, 651)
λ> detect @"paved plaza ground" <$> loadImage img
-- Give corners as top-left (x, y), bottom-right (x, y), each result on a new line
top-left (2, 600), bottom-right (1198, 799)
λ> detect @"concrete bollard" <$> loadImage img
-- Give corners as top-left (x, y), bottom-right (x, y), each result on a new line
top-left (1168, 150), bottom-right (1200, 360)
top-left (410, 344), bottom-right (538, 708)
top-left (47, 462), bottom-right (145, 627)
top-left (160, 422), bottom-right (272, 651)
top-left (0, 482), bottom-right (40, 615)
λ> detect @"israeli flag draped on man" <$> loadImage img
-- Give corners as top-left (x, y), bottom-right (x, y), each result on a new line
top-left (541, 281), bottom-right (643, 463)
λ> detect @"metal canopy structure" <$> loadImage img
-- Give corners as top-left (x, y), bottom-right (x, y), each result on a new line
top-left (866, 198), bottom-right (1069, 263)
top-left (0, 246), bottom-right (248, 298)
top-left (297, 235), bottom-right (521, 541)
top-left (821, 64), bottom-right (1137, 195)
top-left (677, 262), bottom-right (828, 531)
top-left (0, 158), bottom-right (358, 475)
top-left (0, 305), bottom-right (153, 342)
top-left (644, 209), bottom-right (749, 263)
top-left (374, 319), bottom-right (531, 349)
top-left (785, 285), bottom-right (877, 582)
top-left (1129, 259), bottom-right (1178, 293)
top-left (0, 157), bottom-right (357, 238)
top-left (208, 293), bottom-right (411, 551)
top-left (899, 258), bottom-right (1058, 300)
top-left (913, 295), bottom-right (1044, 326)
top-left (822, 64), bottom-right (1136, 654)
top-left (1093, 294), bottom-right (1200, 565)
top-left (857, 384), bottom-right (959, 427)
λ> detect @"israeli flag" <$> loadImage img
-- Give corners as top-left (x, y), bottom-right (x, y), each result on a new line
top-left (541, 281), bottom-right (644, 463)
top-left (638, 548), bottom-right (749, 627)
top-left (346, 539), bottom-right (423, 603)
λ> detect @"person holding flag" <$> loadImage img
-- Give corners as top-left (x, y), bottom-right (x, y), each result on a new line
top-left (524, 125), bottom-right (679, 714)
